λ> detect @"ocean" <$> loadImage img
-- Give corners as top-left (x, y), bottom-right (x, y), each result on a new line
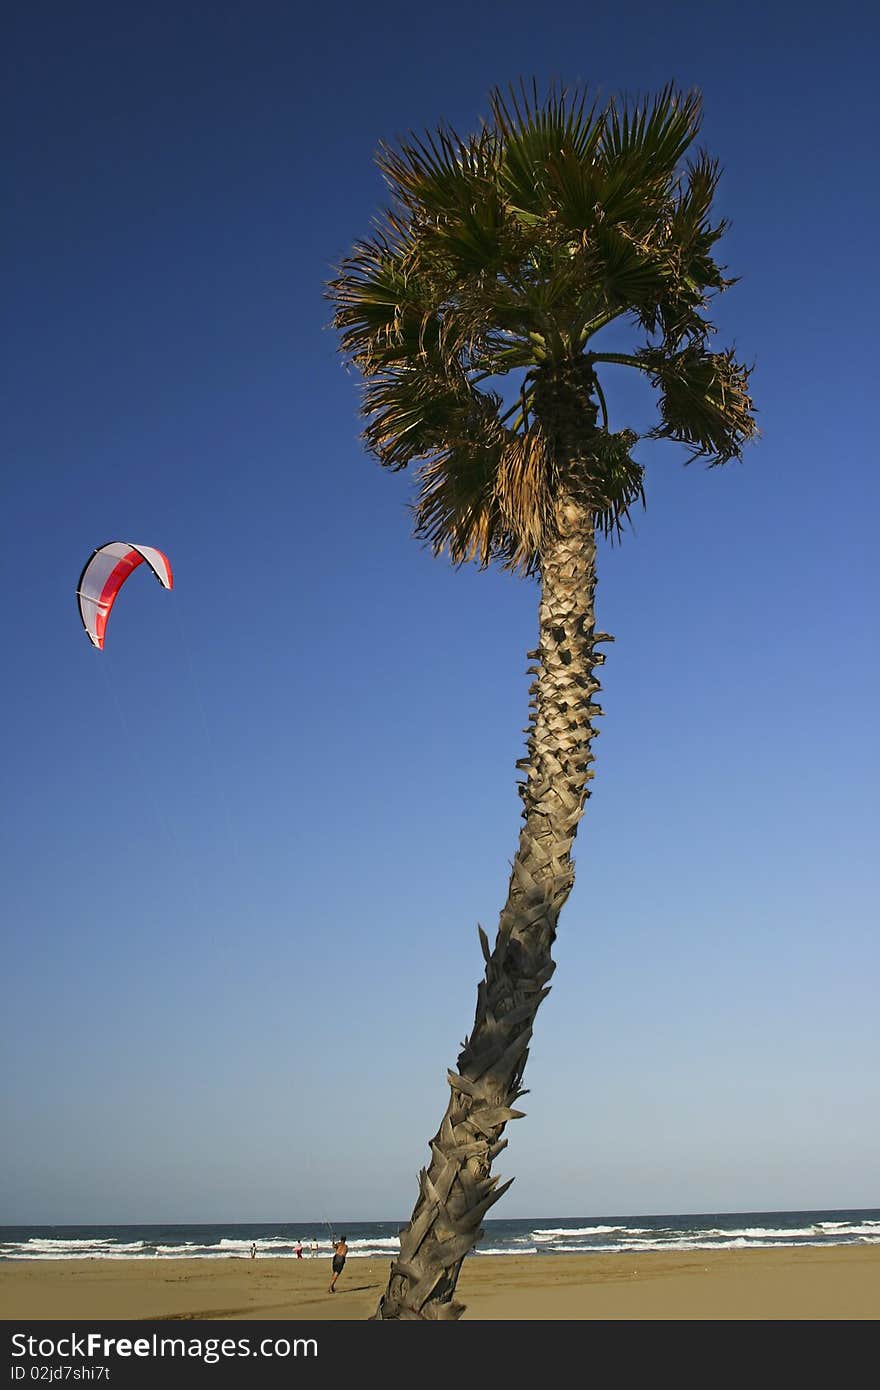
top-left (2, 1210), bottom-right (878, 1261)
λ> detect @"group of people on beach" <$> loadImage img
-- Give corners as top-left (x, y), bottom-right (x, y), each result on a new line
top-left (247, 1235), bottom-right (349, 1293)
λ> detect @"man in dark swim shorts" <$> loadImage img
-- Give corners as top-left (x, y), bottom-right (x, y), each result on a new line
top-left (328, 1235), bottom-right (348, 1293)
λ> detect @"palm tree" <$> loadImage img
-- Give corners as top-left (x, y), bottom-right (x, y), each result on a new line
top-left (328, 80), bottom-right (756, 1320)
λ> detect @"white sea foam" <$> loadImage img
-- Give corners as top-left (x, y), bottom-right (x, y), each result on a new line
top-left (571, 1239), bottom-right (710, 1253)
top-left (345, 1238), bottom-right (400, 1250)
top-left (721, 1226), bottom-right (817, 1239)
top-left (698, 1223), bottom-right (879, 1241)
top-left (0, 1240), bottom-right (398, 1262)
top-left (212, 1237), bottom-right (332, 1251)
top-left (26, 1238), bottom-right (120, 1250)
top-left (532, 1226), bottom-right (628, 1237)
top-left (19, 1240), bottom-right (146, 1255)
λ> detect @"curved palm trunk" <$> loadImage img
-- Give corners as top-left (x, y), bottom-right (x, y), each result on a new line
top-left (374, 497), bottom-right (610, 1319)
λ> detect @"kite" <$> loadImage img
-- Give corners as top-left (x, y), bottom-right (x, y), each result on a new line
top-left (77, 541), bottom-right (173, 649)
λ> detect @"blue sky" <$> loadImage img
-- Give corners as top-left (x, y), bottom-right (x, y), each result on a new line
top-left (3, 0), bottom-right (877, 1224)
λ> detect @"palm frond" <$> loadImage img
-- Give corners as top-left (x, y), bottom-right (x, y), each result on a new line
top-left (490, 81), bottom-right (603, 222)
top-left (601, 82), bottom-right (702, 183)
top-left (493, 428), bottom-right (558, 568)
top-left (632, 152), bottom-right (732, 343)
top-left (590, 222), bottom-right (673, 308)
top-left (640, 345), bottom-right (757, 464)
top-left (412, 431), bottom-right (509, 569)
top-left (330, 242), bottom-right (436, 368)
top-left (580, 429), bottom-right (645, 538)
top-left (362, 361), bottom-right (502, 470)
top-left (376, 123), bottom-right (498, 214)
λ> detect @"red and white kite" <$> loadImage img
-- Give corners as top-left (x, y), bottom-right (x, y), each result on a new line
top-left (77, 542), bottom-right (173, 649)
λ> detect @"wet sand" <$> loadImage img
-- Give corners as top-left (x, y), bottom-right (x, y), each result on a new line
top-left (2, 1246), bottom-right (878, 1320)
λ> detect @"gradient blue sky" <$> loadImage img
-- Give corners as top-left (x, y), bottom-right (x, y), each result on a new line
top-left (3, 0), bottom-right (877, 1224)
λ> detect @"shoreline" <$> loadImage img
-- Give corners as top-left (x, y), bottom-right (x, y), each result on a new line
top-left (2, 1246), bottom-right (878, 1320)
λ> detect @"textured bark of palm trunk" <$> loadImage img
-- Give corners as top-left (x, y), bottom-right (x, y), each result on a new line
top-left (374, 498), bottom-right (610, 1319)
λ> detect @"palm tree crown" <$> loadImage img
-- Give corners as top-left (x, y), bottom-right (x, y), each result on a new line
top-left (329, 81), bottom-right (756, 573)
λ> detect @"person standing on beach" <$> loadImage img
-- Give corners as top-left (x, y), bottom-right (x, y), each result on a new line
top-left (328, 1235), bottom-right (347, 1293)
top-left (250, 1243), bottom-right (256, 1260)
top-left (295, 1240), bottom-right (303, 1259)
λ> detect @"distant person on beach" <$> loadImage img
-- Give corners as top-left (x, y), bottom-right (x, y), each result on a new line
top-left (295, 1240), bottom-right (303, 1259)
top-left (312, 1240), bottom-right (318, 1257)
top-left (250, 1243), bottom-right (256, 1260)
top-left (328, 1235), bottom-right (348, 1293)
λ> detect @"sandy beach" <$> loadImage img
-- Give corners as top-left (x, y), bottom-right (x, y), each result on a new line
top-left (2, 1247), bottom-right (877, 1321)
